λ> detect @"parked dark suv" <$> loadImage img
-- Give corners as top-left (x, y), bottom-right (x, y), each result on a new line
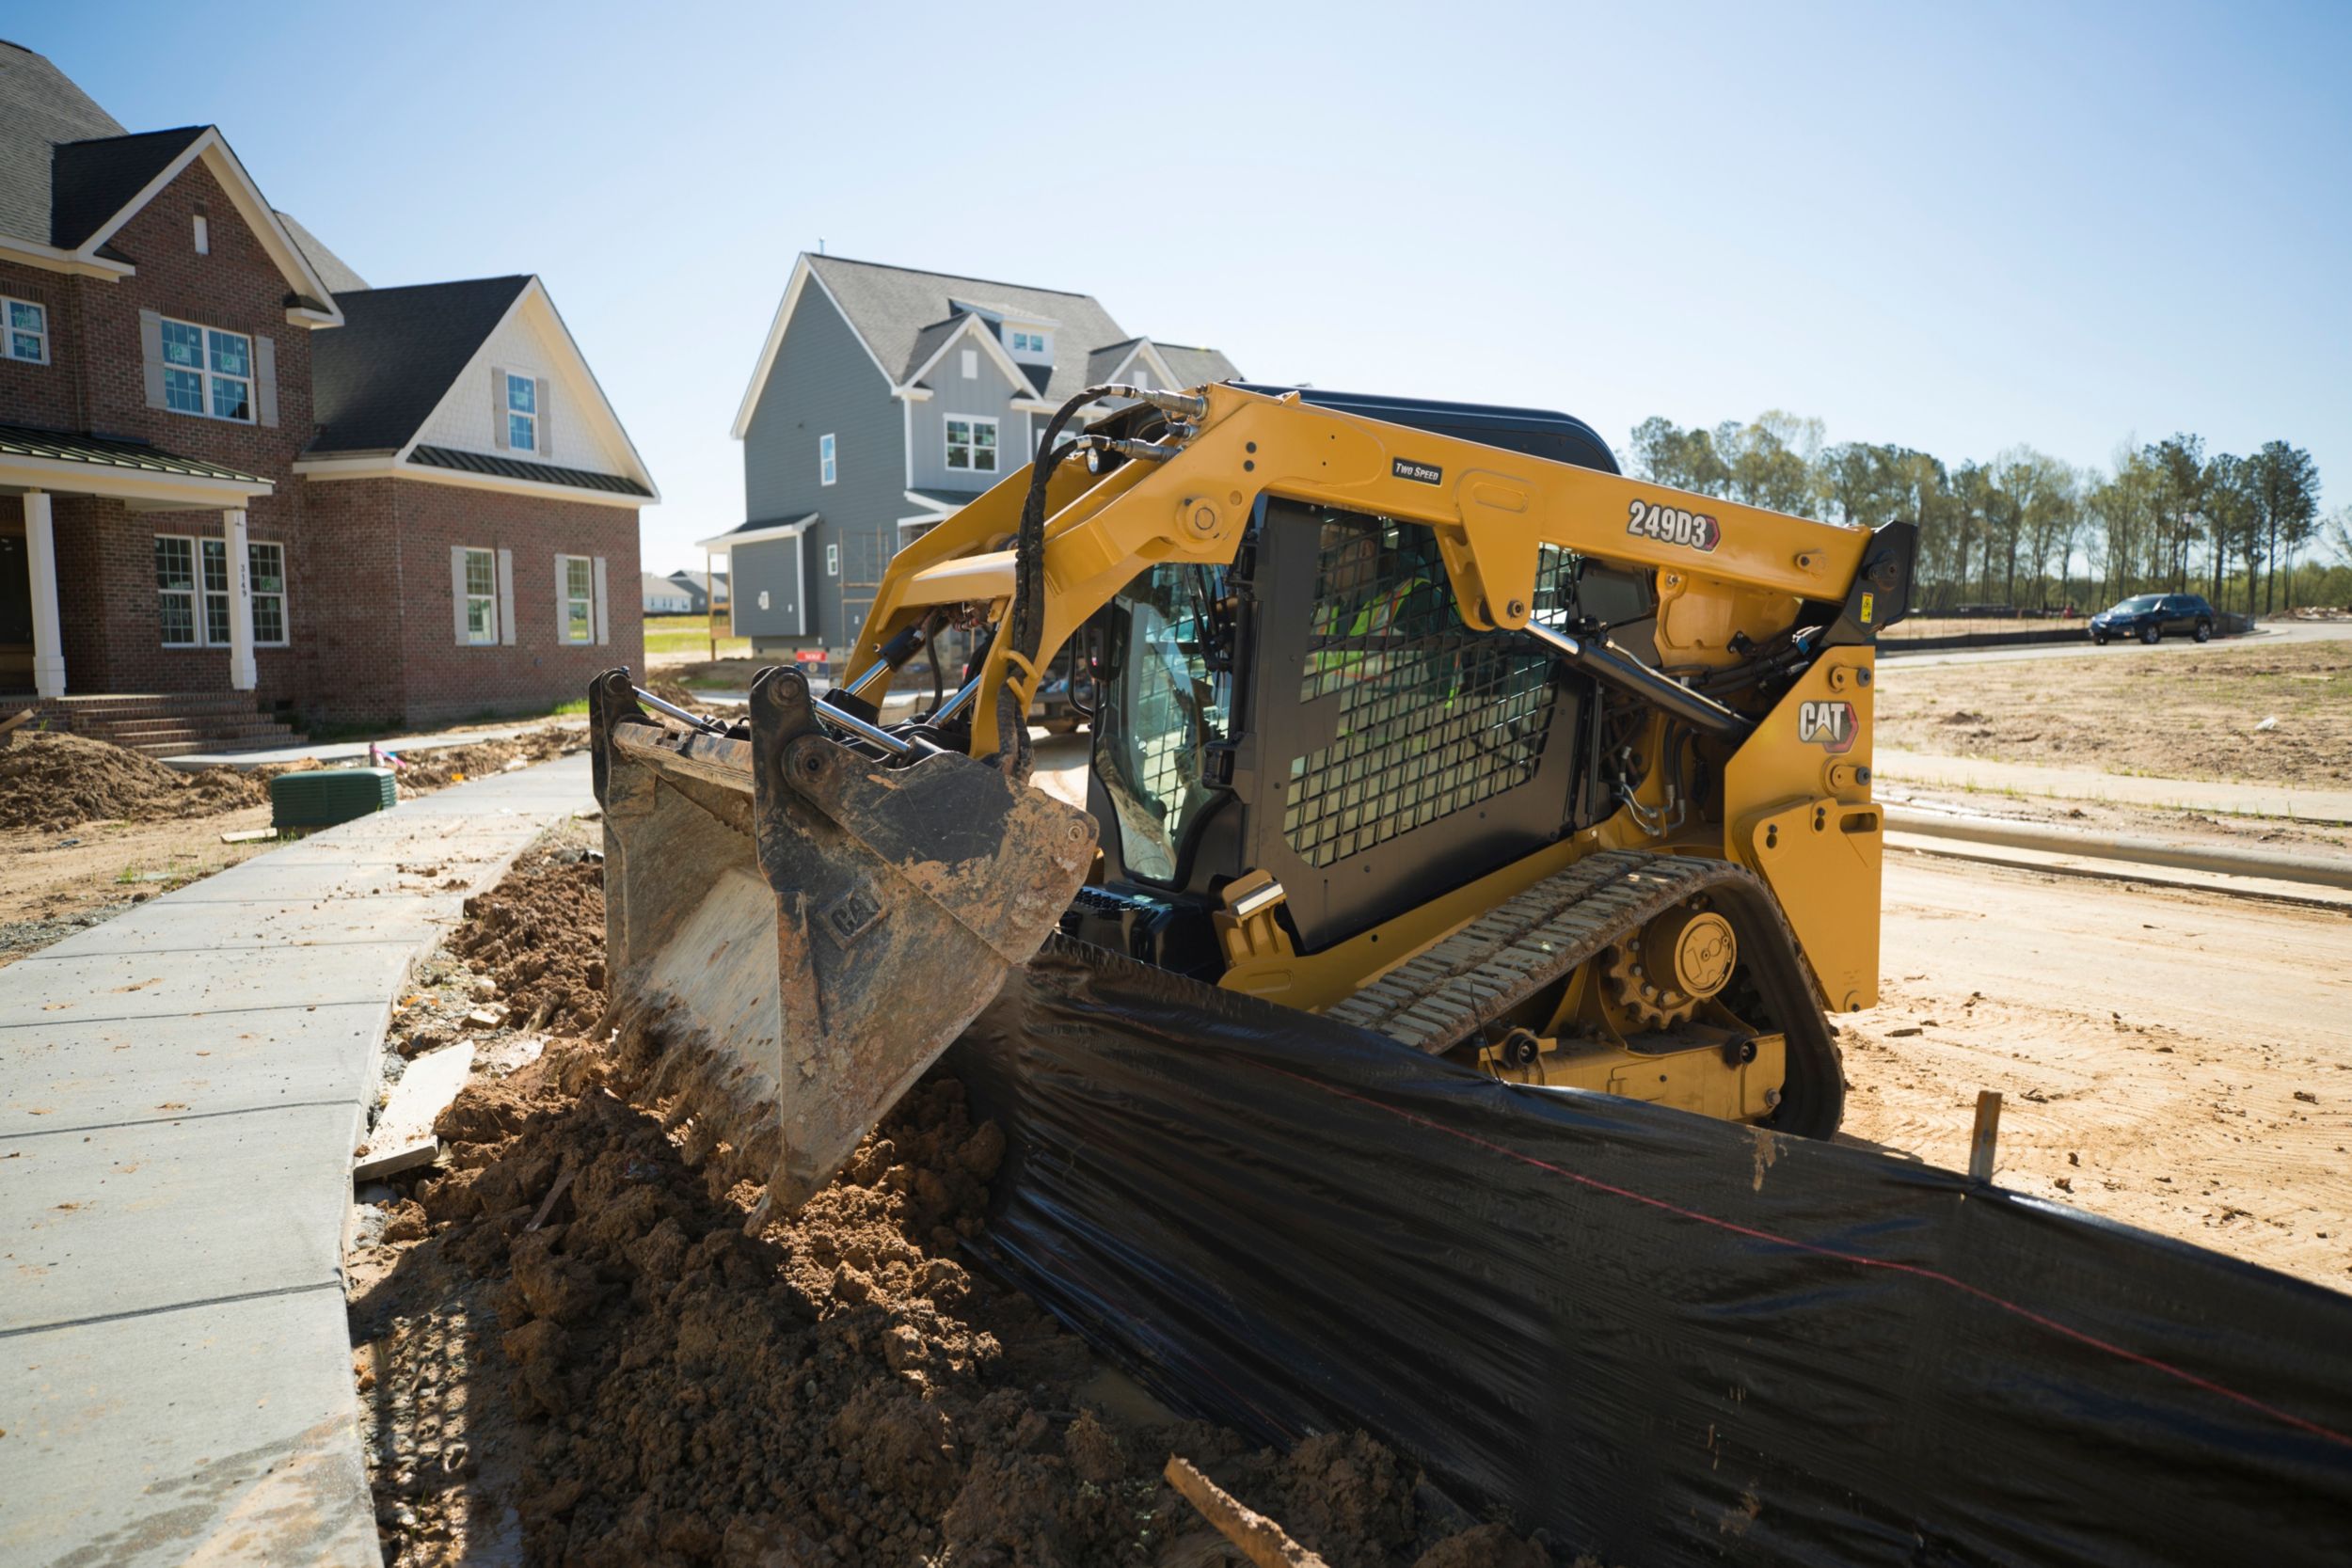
top-left (2090, 593), bottom-right (2215, 645)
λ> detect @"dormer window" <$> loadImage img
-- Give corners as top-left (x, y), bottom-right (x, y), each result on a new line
top-left (506, 372), bottom-right (537, 452)
top-left (1009, 329), bottom-right (1050, 356)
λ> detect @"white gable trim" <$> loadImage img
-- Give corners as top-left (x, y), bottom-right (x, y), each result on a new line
top-left (731, 255), bottom-right (897, 439)
top-left (389, 277), bottom-right (660, 500)
top-left (695, 514), bottom-right (818, 551)
top-left (1105, 338), bottom-right (1182, 390)
top-left (902, 312), bottom-right (1029, 397)
top-left (73, 129), bottom-right (344, 325)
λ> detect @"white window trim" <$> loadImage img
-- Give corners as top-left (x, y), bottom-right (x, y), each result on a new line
top-left (505, 372), bottom-right (538, 454)
top-left (462, 546), bottom-right (499, 645)
top-left (193, 213), bottom-right (210, 254)
top-left (557, 552), bottom-right (595, 645)
top-left (161, 316), bottom-right (254, 423)
top-left (154, 533), bottom-right (288, 648)
top-left (944, 414), bottom-right (1000, 475)
top-left (1, 294), bottom-right (48, 364)
top-left (819, 432), bottom-right (836, 486)
top-left (826, 542), bottom-right (839, 578)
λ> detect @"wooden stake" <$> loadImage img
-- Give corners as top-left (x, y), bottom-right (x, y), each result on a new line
top-left (1163, 1455), bottom-right (1330, 1568)
top-left (1968, 1090), bottom-right (2003, 1182)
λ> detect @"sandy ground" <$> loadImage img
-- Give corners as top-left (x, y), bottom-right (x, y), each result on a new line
top-left (1846, 852), bottom-right (2352, 1290)
top-left (0, 727), bottom-right (591, 968)
top-left (0, 805), bottom-right (280, 966)
top-left (1874, 639), bottom-right (2352, 787)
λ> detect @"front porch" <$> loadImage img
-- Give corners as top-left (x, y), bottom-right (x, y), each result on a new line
top-left (2, 425), bottom-right (298, 754)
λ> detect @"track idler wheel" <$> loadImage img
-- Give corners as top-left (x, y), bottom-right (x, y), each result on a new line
top-left (1604, 902), bottom-right (1737, 1029)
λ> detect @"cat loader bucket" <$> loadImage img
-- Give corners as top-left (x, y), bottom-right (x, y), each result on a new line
top-left (588, 667), bottom-right (1097, 1209)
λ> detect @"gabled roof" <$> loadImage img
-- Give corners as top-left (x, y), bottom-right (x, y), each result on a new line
top-left (735, 253), bottom-right (1245, 437)
top-left (0, 40), bottom-right (123, 249)
top-left (1158, 342), bottom-right (1242, 386)
top-left (810, 255), bottom-right (1133, 404)
top-left (309, 276), bottom-right (528, 452)
top-left (303, 275), bottom-right (657, 503)
top-left (49, 125), bottom-right (204, 245)
top-left (275, 209), bottom-right (367, 293)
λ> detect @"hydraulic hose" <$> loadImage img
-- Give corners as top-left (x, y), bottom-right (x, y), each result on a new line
top-left (998, 382), bottom-right (1205, 780)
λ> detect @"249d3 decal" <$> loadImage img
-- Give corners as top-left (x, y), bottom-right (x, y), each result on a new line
top-left (1626, 499), bottom-right (1721, 552)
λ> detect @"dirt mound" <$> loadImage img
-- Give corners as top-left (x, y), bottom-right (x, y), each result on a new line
top-left (452, 850), bottom-right (607, 1033)
top-left (356, 851), bottom-right (1550, 1568)
top-left (395, 725), bottom-right (591, 791)
top-left (0, 731), bottom-right (261, 832)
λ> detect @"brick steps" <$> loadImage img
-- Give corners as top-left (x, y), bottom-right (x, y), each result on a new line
top-left (13, 693), bottom-right (306, 759)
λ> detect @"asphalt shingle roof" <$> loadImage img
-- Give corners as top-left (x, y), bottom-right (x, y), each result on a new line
top-left (0, 40), bottom-right (124, 248)
top-left (1157, 342), bottom-right (1242, 387)
top-left (808, 255), bottom-right (1243, 404)
top-left (47, 125), bottom-right (205, 247)
top-left (275, 209), bottom-right (368, 293)
top-left (0, 421), bottom-right (271, 487)
top-left (409, 445), bottom-right (653, 498)
top-left (307, 277), bottom-right (530, 453)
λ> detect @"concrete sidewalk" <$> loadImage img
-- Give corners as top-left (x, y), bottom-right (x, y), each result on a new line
top-left (162, 716), bottom-right (579, 772)
top-left (0, 754), bottom-right (593, 1566)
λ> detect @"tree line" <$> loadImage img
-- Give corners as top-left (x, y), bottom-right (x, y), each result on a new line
top-left (1626, 413), bottom-right (2350, 616)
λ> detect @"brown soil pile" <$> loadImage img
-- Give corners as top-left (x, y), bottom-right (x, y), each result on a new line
top-left (396, 725), bottom-right (591, 791)
top-left (357, 854), bottom-right (1552, 1568)
top-left (0, 731), bottom-right (262, 832)
top-left (451, 853), bottom-right (607, 1033)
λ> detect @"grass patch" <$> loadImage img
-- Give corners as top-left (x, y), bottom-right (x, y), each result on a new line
top-left (644, 611), bottom-right (750, 659)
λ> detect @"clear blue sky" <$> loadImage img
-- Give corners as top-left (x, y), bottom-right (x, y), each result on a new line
top-left (21, 0), bottom-right (2349, 571)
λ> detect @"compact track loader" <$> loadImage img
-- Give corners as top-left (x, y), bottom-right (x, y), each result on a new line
top-left (591, 382), bottom-right (1915, 1208)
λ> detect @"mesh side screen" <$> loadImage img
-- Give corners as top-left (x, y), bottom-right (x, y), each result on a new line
top-left (1282, 515), bottom-right (1569, 868)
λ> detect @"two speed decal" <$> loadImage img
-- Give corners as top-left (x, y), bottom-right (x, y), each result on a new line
top-left (1626, 499), bottom-right (1721, 552)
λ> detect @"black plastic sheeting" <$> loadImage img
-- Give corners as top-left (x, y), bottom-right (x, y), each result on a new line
top-left (946, 937), bottom-right (2352, 1566)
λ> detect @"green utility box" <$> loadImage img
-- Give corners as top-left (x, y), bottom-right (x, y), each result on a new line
top-left (270, 767), bottom-right (397, 830)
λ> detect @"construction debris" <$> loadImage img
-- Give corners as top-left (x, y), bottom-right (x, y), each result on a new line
top-left (354, 1042), bottom-right (478, 1181)
top-left (1166, 1455), bottom-right (1331, 1568)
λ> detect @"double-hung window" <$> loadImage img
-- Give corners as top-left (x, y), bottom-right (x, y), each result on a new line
top-left (819, 433), bottom-right (836, 485)
top-left (156, 536), bottom-right (198, 645)
top-left (161, 318), bottom-right (252, 420)
top-left (463, 547), bottom-right (499, 644)
top-left (2, 297), bottom-right (45, 363)
top-left (945, 416), bottom-right (998, 474)
top-left (249, 543), bottom-right (287, 643)
top-left (505, 372), bottom-right (537, 452)
top-left (155, 535), bottom-right (288, 647)
top-left (559, 554), bottom-right (594, 644)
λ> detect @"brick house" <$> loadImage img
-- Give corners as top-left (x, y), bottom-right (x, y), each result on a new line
top-left (0, 41), bottom-right (656, 749)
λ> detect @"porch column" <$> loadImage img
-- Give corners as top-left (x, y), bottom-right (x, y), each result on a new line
top-left (24, 490), bottom-right (64, 699)
top-left (223, 507), bottom-right (256, 691)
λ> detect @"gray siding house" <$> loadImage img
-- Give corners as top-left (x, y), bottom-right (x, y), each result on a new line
top-left (713, 254), bottom-right (1239, 660)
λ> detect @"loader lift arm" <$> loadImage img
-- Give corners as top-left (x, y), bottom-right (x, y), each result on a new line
top-left (844, 382), bottom-right (1895, 761)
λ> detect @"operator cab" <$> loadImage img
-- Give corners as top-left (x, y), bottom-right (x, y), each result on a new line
top-left (1063, 390), bottom-right (1652, 977)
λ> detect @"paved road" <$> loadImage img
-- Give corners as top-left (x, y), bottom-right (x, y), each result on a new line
top-left (1881, 616), bottom-right (2350, 670)
top-left (0, 756), bottom-right (592, 1568)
